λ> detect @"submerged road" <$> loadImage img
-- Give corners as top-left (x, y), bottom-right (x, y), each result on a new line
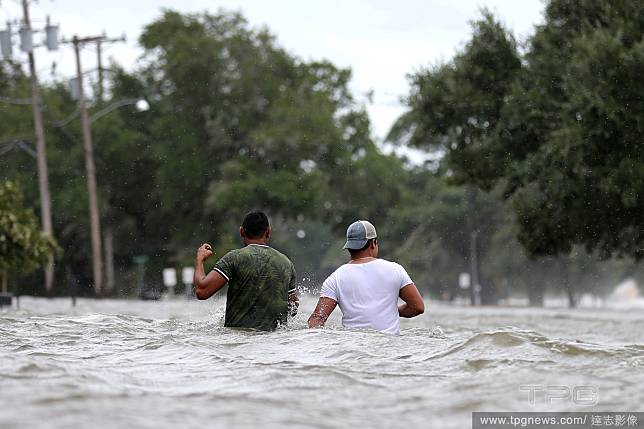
top-left (1, 296), bottom-right (643, 428)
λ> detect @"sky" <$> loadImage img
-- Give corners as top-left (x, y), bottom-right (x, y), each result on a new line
top-left (1, 0), bottom-right (545, 145)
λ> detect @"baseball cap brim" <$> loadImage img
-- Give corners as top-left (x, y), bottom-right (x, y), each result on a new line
top-left (343, 239), bottom-right (369, 250)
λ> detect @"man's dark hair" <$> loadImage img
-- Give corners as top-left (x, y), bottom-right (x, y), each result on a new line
top-left (348, 238), bottom-right (376, 256)
top-left (242, 211), bottom-right (270, 238)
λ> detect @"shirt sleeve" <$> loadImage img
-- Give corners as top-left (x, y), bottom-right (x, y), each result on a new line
top-left (319, 274), bottom-right (338, 301)
top-left (212, 250), bottom-right (236, 282)
top-left (288, 263), bottom-right (297, 294)
top-left (397, 263), bottom-right (413, 289)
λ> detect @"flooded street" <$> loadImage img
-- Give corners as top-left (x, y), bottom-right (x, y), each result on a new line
top-left (1, 296), bottom-right (643, 428)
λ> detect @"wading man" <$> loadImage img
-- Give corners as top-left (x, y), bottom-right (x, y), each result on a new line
top-left (194, 211), bottom-right (299, 331)
top-left (308, 220), bottom-right (424, 335)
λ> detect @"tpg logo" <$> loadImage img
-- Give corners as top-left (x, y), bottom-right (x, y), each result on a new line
top-left (519, 385), bottom-right (598, 406)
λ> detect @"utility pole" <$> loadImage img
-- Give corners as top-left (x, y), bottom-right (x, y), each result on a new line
top-left (469, 230), bottom-right (480, 306)
top-left (72, 35), bottom-right (103, 296)
top-left (466, 186), bottom-right (482, 306)
top-left (94, 33), bottom-right (125, 103)
top-left (20, 0), bottom-right (55, 294)
top-left (93, 33), bottom-right (125, 295)
top-left (64, 33), bottom-right (124, 297)
top-left (96, 39), bottom-right (103, 102)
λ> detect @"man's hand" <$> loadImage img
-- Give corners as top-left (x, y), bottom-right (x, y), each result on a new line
top-left (288, 291), bottom-right (299, 317)
top-left (196, 243), bottom-right (213, 262)
top-left (193, 243), bottom-right (227, 300)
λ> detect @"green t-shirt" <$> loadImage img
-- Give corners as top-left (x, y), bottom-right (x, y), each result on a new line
top-left (213, 244), bottom-right (297, 331)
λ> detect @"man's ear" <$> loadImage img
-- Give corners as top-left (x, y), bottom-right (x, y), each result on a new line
top-left (239, 227), bottom-right (246, 239)
top-left (370, 239), bottom-right (378, 255)
top-left (265, 226), bottom-right (272, 240)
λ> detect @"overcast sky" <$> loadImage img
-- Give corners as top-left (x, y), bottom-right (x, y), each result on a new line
top-left (1, 0), bottom-right (545, 142)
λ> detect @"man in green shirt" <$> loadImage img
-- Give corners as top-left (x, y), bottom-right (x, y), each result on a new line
top-left (193, 211), bottom-right (299, 331)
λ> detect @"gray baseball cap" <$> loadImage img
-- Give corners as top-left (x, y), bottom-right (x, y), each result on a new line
top-left (343, 220), bottom-right (377, 250)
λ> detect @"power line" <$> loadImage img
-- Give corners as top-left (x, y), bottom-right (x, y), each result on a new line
top-left (0, 95), bottom-right (33, 104)
top-left (0, 137), bottom-right (36, 158)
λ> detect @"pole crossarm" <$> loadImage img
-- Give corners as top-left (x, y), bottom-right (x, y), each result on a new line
top-left (61, 34), bottom-right (126, 47)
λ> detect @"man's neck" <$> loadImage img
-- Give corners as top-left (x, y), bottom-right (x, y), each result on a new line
top-left (245, 239), bottom-right (269, 246)
top-left (350, 251), bottom-right (375, 261)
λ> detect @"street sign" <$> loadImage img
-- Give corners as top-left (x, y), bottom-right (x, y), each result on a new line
top-left (459, 272), bottom-right (471, 289)
top-left (162, 268), bottom-right (177, 287)
top-left (133, 255), bottom-right (149, 265)
top-left (182, 267), bottom-right (194, 285)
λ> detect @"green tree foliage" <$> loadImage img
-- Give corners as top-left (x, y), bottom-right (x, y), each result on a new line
top-left (0, 181), bottom-right (58, 282)
top-left (2, 6), bottom-right (640, 304)
top-left (388, 10), bottom-right (521, 186)
top-left (135, 10), bottom-right (402, 251)
top-left (0, 62), bottom-right (37, 198)
top-left (384, 169), bottom-right (506, 303)
top-left (388, 5), bottom-right (644, 304)
top-left (387, 12), bottom-right (520, 303)
top-left (497, 0), bottom-right (644, 259)
top-left (1, 10), bottom-right (406, 294)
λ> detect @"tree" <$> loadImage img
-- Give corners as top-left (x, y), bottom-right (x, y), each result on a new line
top-left (459, 0), bottom-right (644, 259)
top-left (387, 11), bottom-right (521, 304)
top-left (2, 9), bottom-right (409, 296)
top-left (0, 61), bottom-right (37, 197)
top-left (137, 10), bottom-right (404, 256)
top-left (388, 10), bottom-right (521, 187)
top-left (0, 181), bottom-right (58, 292)
top-left (383, 169), bottom-right (506, 303)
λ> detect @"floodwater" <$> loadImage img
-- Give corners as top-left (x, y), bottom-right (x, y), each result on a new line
top-left (1, 296), bottom-right (643, 429)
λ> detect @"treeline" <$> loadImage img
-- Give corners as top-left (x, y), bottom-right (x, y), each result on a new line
top-left (1, 1), bottom-right (642, 306)
top-left (388, 0), bottom-right (644, 305)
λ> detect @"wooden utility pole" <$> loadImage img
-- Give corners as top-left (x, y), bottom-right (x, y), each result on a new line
top-left (466, 185), bottom-right (482, 306)
top-left (65, 32), bottom-right (125, 297)
top-left (94, 34), bottom-right (124, 295)
top-left (21, 0), bottom-right (54, 294)
top-left (94, 33), bottom-right (125, 103)
top-left (72, 35), bottom-right (103, 296)
top-left (469, 229), bottom-right (480, 305)
top-left (96, 38), bottom-right (104, 102)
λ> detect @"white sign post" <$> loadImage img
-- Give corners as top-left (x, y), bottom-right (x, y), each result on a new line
top-left (162, 268), bottom-right (177, 297)
top-left (182, 267), bottom-right (195, 298)
top-left (459, 272), bottom-right (471, 289)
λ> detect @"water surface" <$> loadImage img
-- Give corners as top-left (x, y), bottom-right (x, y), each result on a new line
top-left (1, 297), bottom-right (643, 428)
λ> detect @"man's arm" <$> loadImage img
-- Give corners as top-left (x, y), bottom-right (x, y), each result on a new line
top-left (194, 243), bottom-right (228, 300)
top-left (308, 297), bottom-right (337, 328)
top-left (398, 283), bottom-right (425, 318)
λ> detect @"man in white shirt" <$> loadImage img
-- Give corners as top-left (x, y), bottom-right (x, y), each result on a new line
top-left (308, 220), bottom-right (424, 335)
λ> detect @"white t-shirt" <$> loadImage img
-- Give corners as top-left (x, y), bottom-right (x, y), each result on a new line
top-left (320, 259), bottom-right (413, 335)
